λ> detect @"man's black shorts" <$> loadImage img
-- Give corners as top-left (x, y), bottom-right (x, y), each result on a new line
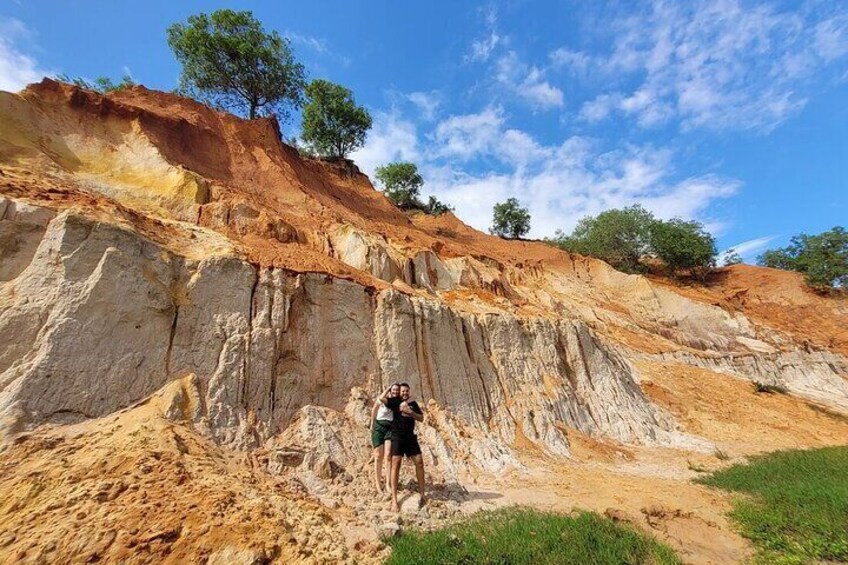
top-left (391, 434), bottom-right (422, 457)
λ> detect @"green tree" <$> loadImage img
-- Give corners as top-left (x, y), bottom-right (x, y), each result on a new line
top-left (649, 218), bottom-right (717, 276)
top-left (548, 205), bottom-right (654, 273)
top-left (758, 227), bottom-right (848, 290)
top-left (374, 162), bottom-right (452, 215)
top-left (166, 10), bottom-right (306, 120)
top-left (56, 73), bottom-right (136, 93)
top-left (491, 198), bottom-right (531, 239)
top-left (301, 79), bottom-right (372, 159)
top-left (376, 162), bottom-right (423, 208)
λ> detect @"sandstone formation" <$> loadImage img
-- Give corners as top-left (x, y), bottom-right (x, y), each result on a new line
top-left (1, 80), bottom-right (846, 563)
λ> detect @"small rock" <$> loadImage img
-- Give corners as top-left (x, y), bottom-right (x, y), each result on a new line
top-left (318, 496), bottom-right (338, 509)
top-left (377, 522), bottom-right (400, 538)
top-left (274, 450), bottom-right (305, 467)
top-left (400, 493), bottom-right (426, 515)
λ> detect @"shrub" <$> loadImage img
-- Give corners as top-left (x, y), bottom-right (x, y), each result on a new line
top-left (649, 218), bottom-right (717, 277)
top-left (722, 249), bottom-right (743, 266)
top-left (549, 206), bottom-right (717, 277)
top-left (548, 205), bottom-right (654, 273)
top-left (55, 73), bottom-right (136, 93)
top-left (753, 381), bottom-right (788, 395)
top-left (422, 195), bottom-right (453, 216)
top-left (167, 10), bottom-right (307, 120)
top-left (758, 227), bottom-right (848, 290)
top-left (374, 162), bottom-right (452, 216)
top-left (490, 198), bottom-right (531, 239)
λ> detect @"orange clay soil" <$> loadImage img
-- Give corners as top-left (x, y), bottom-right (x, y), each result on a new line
top-left (648, 264), bottom-right (848, 356)
top-left (4, 81), bottom-right (597, 272)
top-left (0, 394), bottom-right (371, 565)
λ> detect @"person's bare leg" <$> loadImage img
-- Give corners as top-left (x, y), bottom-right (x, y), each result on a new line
top-left (384, 439), bottom-right (392, 492)
top-left (373, 444), bottom-right (384, 492)
top-left (390, 455), bottom-right (402, 513)
top-left (413, 454), bottom-right (426, 506)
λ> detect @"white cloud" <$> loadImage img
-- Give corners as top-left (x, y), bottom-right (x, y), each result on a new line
top-left (496, 51), bottom-right (564, 110)
top-left (286, 31), bottom-right (351, 67)
top-left (549, 48), bottom-right (591, 73)
top-left (0, 17), bottom-right (50, 92)
top-left (433, 106), bottom-right (504, 161)
top-left (469, 32), bottom-right (501, 63)
top-left (718, 235), bottom-right (776, 264)
top-left (287, 32), bottom-right (330, 54)
top-left (814, 14), bottom-right (848, 62)
top-left (350, 111), bottom-right (419, 178)
top-left (412, 109), bottom-right (739, 237)
top-left (407, 91), bottom-right (441, 121)
top-left (467, 6), bottom-right (502, 62)
top-left (579, 94), bottom-right (619, 122)
top-left (565, 0), bottom-right (848, 132)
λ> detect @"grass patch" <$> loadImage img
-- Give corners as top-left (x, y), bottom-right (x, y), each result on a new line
top-left (697, 446), bottom-right (848, 564)
top-left (386, 506), bottom-right (681, 565)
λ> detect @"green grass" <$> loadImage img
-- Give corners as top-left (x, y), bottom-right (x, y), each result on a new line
top-left (386, 506), bottom-right (681, 565)
top-left (697, 446), bottom-right (848, 564)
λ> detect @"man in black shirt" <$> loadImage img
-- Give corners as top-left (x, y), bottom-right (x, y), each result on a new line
top-left (379, 382), bottom-right (426, 512)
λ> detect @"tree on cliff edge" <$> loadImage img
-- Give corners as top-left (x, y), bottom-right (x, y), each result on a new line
top-left (758, 227), bottom-right (848, 290)
top-left (490, 198), bottom-right (531, 239)
top-left (167, 10), bottom-right (307, 121)
top-left (300, 79), bottom-right (372, 159)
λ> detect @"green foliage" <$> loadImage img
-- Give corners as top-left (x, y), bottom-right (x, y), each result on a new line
top-left (548, 205), bottom-right (654, 273)
top-left (698, 447), bottom-right (848, 564)
top-left (300, 79), bottom-right (371, 159)
top-left (549, 206), bottom-right (717, 276)
top-left (55, 73), bottom-right (136, 93)
top-left (649, 218), bottom-right (717, 276)
top-left (374, 161), bottom-right (452, 216)
top-left (376, 162), bottom-right (423, 209)
top-left (490, 198), bottom-right (531, 239)
top-left (758, 227), bottom-right (848, 290)
top-left (387, 506), bottom-right (681, 565)
top-left (422, 195), bottom-right (452, 216)
top-left (166, 9), bottom-right (306, 120)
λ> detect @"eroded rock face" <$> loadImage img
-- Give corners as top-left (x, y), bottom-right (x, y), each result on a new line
top-left (3, 200), bottom-right (847, 469)
top-left (0, 205), bottom-right (702, 465)
top-left (658, 349), bottom-right (848, 411)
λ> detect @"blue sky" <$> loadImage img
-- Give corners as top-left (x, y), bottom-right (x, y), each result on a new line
top-left (1, 1), bottom-right (846, 261)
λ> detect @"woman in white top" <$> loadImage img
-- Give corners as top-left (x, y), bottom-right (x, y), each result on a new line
top-left (370, 382), bottom-right (400, 493)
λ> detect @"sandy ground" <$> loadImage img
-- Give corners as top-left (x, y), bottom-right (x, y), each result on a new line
top-left (2, 363), bottom-right (846, 564)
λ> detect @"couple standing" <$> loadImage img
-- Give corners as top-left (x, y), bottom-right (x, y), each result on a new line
top-left (369, 383), bottom-right (426, 513)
